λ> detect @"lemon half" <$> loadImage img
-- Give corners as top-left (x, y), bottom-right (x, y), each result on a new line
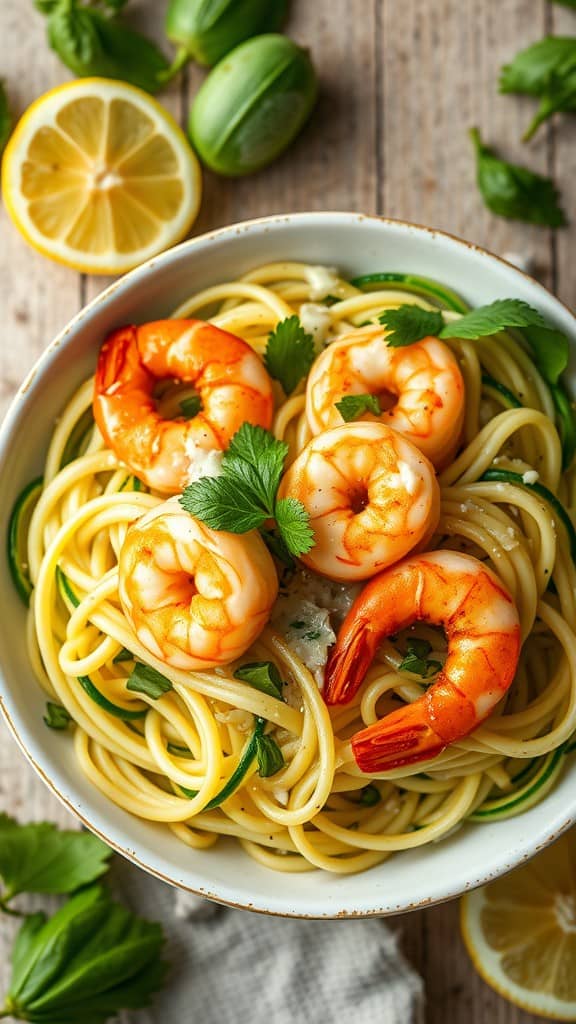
top-left (461, 832), bottom-right (576, 1020)
top-left (2, 78), bottom-right (201, 274)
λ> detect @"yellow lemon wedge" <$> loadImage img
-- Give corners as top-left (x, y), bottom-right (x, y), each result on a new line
top-left (1, 78), bottom-right (201, 275)
top-left (461, 831), bottom-right (576, 1020)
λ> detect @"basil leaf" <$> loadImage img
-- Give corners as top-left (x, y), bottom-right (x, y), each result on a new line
top-left (126, 664), bottom-right (173, 699)
top-left (523, 325), bottom-right (569, 385)
top-left (335, 393), bottom-right (382, 422)
top-left (0, 816), bottom-right (111, 906)
top-left (43, 702), bottom-right (72, 730)
top-left (500, 36), bottom-right (576, 140)
top-left (234, 661), bottom-right (284, 699)
top-left (264, 315), bottom-right (316, 394)
top-left (379, 306), bottom-right (443, 347)
top-left (255, 733), bottom-right (285, 777)
top-left (43, 2), bottom-right (177, 94)
top-left (470, 127), bottom-right (567, 228)
top-left (0, 81), bottom-right (12, 155)
top-left (5, 886), bottom-right (165, 1023)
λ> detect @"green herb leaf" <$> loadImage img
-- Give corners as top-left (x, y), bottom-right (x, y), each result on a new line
top-left (440, 298), bottom-right (545, 339)
top-left (405, 638), bottom-right (432, 659)
top-left (398, 650), bottom-right (442, 678)
top-left (260, 527), bottom-right (295, 567)
top-left (523, 325), bottom-right (570, 385)
top-left (255, 733), bottom-right (285, 777)
top-left (379, 305), bottom-right (444, 347)
top-left (179, 394), bottom-right (203, 419)
top-left (43, 702), bottom-right (72, 731)
top-left (264, 316), bottom-right (316, 394)
top-left (112, 646), bottom-right (134, 664)
top-left (470, 127), bottom-right (567, 228)
top-left (360, 784), bottom-right (381, 807)
top-left (0, 816), bottom-right (111, 907)
top-left (39, 1), bottom-right (180, 94)
top-left (180, 474), bottom-right (268, 533)
top-left (274, 498), bottom-right (314, 557)
top-left (0, 81), bottom-right (12, 156)
top-left (126, 664), bottom-right (173, 700)
top-left (233, 661), bottom-right (284, 699)
top-left (500, 37), bottom-right (576, 140)
top-left (4, 885), bottom-right (166, 1023)
top-left (335, 393), bottom-right (382, 422)
top-left (180, 423), bottom-right (313, 558)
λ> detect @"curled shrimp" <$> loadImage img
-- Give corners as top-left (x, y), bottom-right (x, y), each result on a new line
top-left (324, 550), bottom-right (521, 771)
top-left (94, 319), bottom-right (274, 493)
top-left (306, 325), bottom-right (465, 469)
top-left (278, 422), bottom-right (440, 582)
top-left (118, 497), bottom-right (278, 671)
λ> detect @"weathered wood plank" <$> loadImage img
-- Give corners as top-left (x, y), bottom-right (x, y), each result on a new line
top-left (551, 1), bottom-right (576, 309)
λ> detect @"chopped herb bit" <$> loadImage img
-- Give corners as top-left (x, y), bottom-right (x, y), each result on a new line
top-left (405, 637), bottom-right (432, 659)
top-left (360, 784), bottom-right (381, 807)
top-left (289, 620), bottom-right (307, 630)
top-left (398, 652), bottom-right (442, 678)
top-left (264, 315), bottom-right (315, 394)
top-left (43, 702), bottom-right (72, 730)
top-left (113, 646), bottom-right (134, 663)
top-left (303, 630), bottom-right (322, 640)
top-left (335, 392), bottom-right (382, 422)
top-left (179, 394), bottom-right (203, 418)
top-left (234, 661), bottom-right (284, 700)
top-left (126, 663), bottom-right (173, 699)
top-left (255, 733), bottom-right (285, 777)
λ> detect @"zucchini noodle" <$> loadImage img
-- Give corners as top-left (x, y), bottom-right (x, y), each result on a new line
top-left (15, 261), bottom-right (576, 875)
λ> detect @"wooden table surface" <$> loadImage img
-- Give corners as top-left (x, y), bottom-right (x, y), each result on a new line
top-left (1, 2), bottom-right (574, 1021)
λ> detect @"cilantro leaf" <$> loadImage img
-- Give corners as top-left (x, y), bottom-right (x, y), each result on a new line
top-left (0, 816), bottom-right (111, 907)
top-left (180, 475), bottom-right (268, 533)
top-left (379, 306), bottom-right (443, 347)
top-left (43, 702), bottom-right (72, 730)
top-left (335, 393), bottom-right (382, 422)
top-left (0, 81), bottom-right (11, 156)
top-left (255, 733), bottom-right (285, 777)
top-left (398, 653), bottom-right (441, 678)
top-left (4, 885), bottom-right (166, 1023)
top-left (470, 127), bottom-right (567, 228)
top-left (264, 316), bottom-right (316, 394)
top-left (275, 497), bottom-right (315, 557)
top-left (180, 424), bottom-right (314, 560)
top-left (126, 664), bottom-right (173, 700)
top-left (499, 37), bottom-right (576, 140)
top-left (179, 394), bottom-right (202, 419)
top-left (440, 298), bottom-right (545, 339)
top-left (405, 638), bottom-right (432, 659)
top-left (234, 661), bottom-right (284, 699)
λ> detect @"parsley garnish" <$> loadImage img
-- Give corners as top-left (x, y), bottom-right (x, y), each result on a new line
top-left (264, 316), bottom-right (315, 394)
top-left (179, 394), bottom-right (203, 418)
top-left (126, 663), bottom-right (173, 699)
top-left (470, 127), bottom-right (566, 227)
top-left (43, 702), bottom-right (72, 730)
top-left (500, 36), bottom-right (576, 141)
top-left (379, 298), bottom-right (569, 386)
top-left (234, 661), bottom-right (284, 700)
top-left (0, 814), bottom-right (111, 908)
top-left (335, 393), bottom-right (382, 422)
top-left (379, 306), bottom-right (443, 347)
top-left (180, 423), bottom-right (314, 558)
top-left (398, 639), bottom-right (442, 679)
top-left (255, 733), bottom-right (285, 777)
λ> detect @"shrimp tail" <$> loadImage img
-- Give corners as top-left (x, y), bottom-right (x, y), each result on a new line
top-left (351, 705), bottom-right (446, 772)
top-left (324, 617), bottom-right (380, 705)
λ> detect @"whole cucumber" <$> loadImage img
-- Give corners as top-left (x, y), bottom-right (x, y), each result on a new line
top-left (189, 34), bottom-right (318, 176)
top-left (166, 0), bottom-right (288, 67)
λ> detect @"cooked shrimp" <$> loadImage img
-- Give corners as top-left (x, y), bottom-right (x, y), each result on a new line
top-left (278, 422), bottom-right (440, 582)
top-left (324, 550), bottom-right (521, 771)
top-left (94, 319), bottom-right (274, 494)
top-left (306, 325), bottom-right (465, 469)
top-left (118, 497), bottom-right (278, 671)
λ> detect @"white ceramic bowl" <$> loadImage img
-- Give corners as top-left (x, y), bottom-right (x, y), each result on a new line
top-left (1, 213), bottom-right (574, 918)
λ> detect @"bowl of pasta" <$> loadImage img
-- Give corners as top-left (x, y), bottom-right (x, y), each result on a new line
top-left (1, 211), bottom-right (575, 918)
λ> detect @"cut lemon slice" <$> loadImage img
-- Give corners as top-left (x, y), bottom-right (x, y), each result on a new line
top-left (461, 831), bottom-right (576, 1020)
top-left (2, 78), bottom-right (201, 274)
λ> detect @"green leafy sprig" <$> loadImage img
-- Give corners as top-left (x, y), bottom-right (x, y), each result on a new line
top-left (335, 393), bottom-right (382, 422)
top-left (179, 423), bottom-right (314, 559)
top-left (500, 36), bottom-right (576, 140)
top-left (398, 639), bottom-right (442, 679)
top-left (469, 128), bottom-right (566, 227)
top-left (264, 316), bottom-right (316, 395)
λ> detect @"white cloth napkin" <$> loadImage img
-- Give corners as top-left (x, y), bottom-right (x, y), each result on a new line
top-left (111, 858), bottom-right (424, 1024)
